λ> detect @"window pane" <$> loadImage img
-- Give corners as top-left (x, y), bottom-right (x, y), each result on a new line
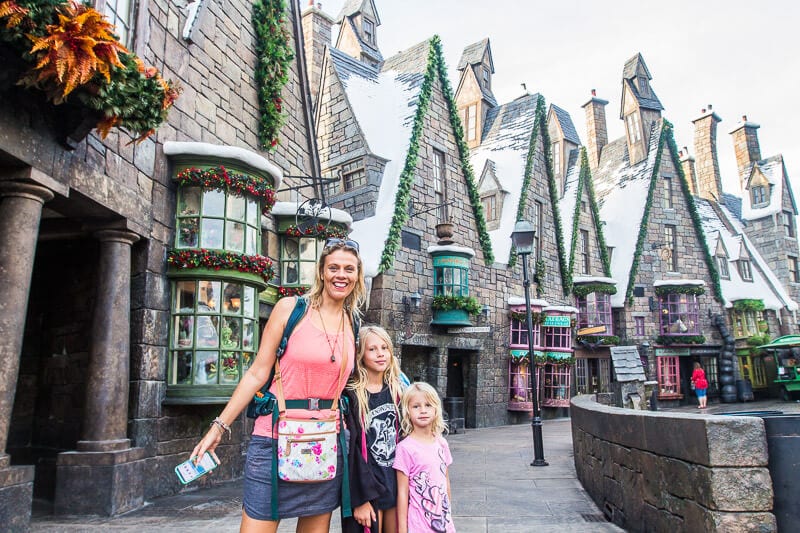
top-left (247, 198), bottom-right (259, 226)
top-left (220, 353), bottom-right (240, 384)
top-left (299, 238), bottom-right (317, 260)
top-left (196, 316), bottom-right (219, 348)
top-left (221, 317), bottom-right (241, 348)
top-left (199, 281), bottom-right (220, 311)
top-left (243, 286), bottom-right (256, 317)
top-left (202, 189), bottom-right (225, 217)
top-left (178, 217), bottom-right (199, 248)
top-left (300, 262), bottom-right (317, 285)
top-left (195, 351), bottom-right (218, 384)
top-left (223, 283), bottom-right (243, 314)
top-left (175, 316), bottom-right (194, 348)
top-left (175, 281), bottom-right (196, 311)
top-left (245, 226), bottom-right (257, 255)
top-left (179, 188), bottom-right (201, 216)
top-left (227, 195), bottom-right (246, 221)
top-left (201, 218), bottom-right (224, 249)
top-left (242, 319), bottom-right (255, 350)
top-left (283, 261), bottom-right (299, 284)
top-left (226, 222), bottom-right (245, 252)
top-left (172, 350), bottom-right (193, 385)
top-left (242, 351), bottom-right (255, 372)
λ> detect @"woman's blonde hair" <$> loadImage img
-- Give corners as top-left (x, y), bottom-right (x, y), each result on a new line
top-left (306, 240), bottom-right (366, 319)
top-left (400, 382), bottom-right (448, 437)
top-left (347, 325), bottom-right (403, 427)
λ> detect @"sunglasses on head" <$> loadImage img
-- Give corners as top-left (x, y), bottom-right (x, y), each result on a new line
top-left (324, 237), bottom-right (360, 253)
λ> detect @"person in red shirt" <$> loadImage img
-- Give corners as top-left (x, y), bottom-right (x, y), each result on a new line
top-left (691, 362), bottom-right (709, 409)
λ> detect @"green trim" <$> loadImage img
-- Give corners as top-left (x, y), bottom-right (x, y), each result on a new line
top-left (167, 266), bottom-right (269, 291)
top-left (576, 335), bottom-right (619, 346)
top-left (654, 285), bottom-right (705, 296)
top-left (378, 36), bottom-right (493, 271)
top-left (655, 334), bottom-right (706, 346)
top-left (431, 294), bottom-right (482, 316)
top-left (167, 249), bottom-right (274, 287)
top-left (572, 282), bottom-right (617, 298)
top-left (733, 299), bottom-right (765, 313)
top-left (252, 0), bottom-right (294, 151)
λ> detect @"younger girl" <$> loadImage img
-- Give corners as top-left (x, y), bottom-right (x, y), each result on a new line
top-left (344, 326), bottom-right (404, 533)
top-left (393, 382), bottom-right (455, 533)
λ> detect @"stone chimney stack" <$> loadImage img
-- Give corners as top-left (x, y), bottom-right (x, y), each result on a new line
top-left (692, 105), bottom-right (723, 201)
top-left (678, 146), bottom-right (698, 195)
top-left (581, 89), bottom-right (609, 170)
top-left (301, 2), bottom-right (333, 105)
top-left (730, 115), bottom-right (762, 185)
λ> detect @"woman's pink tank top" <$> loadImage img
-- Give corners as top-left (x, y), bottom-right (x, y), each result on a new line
top-left (253, 311), bottom-right (354, 438)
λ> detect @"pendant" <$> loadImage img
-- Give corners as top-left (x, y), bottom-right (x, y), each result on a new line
top-left (331, 354), bottom-right (336, 362)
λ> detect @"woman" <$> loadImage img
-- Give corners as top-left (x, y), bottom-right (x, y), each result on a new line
top-left (691, 361), bottom-right (709, 409)
top-left (191, 238), bottom-right (366, 533)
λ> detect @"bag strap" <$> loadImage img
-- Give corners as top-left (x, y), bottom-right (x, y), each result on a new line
top-left (255, 296), bottom-right (307, 401)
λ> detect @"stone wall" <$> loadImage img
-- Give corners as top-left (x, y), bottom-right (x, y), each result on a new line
top-left (570, 394), bottom-right (776, 532)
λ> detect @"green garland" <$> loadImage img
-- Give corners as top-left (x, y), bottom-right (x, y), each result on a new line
top-left (167, 249), bottom-right (275, 283)
top-left (581, 149), bottom-right (613, 277)
top-left (663, 120), bottom-right (723, 303)
top-left (575, 335), bottom-right (620, 346)
top-left (252, 0), bottom-right (294, 151)
top-left (510, 310), bottom-right (545, 325)
top-left (379, 36), bottom-right (494, 271)
top-left (176, 166), bottom-right (277, 214)
top-left (654, 285), bottom-right (705, 296)
top-left (655, 334), bottom-right (706, 346)
top-left (566, 148), bottom-right (586, 290)
top-left (572, 282), bottom-right (617, 298)
top-left (535, 354), bottom-right (576, 366)
top-left (746, 333), bottom-right (770, 347)
top-left (431, 294), bottom-right (482, 315)
top-left (733, 299), bottom-right (765, 313)
top-left (284, 223), bottom-right (347, 238)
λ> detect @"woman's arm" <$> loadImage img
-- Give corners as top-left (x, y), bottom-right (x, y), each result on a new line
top-left (396, 471), bottom-right (409, 533)
top-left (190, 296), bottom-right (296, 463)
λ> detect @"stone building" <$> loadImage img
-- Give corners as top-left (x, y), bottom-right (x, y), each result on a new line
top-left (0, 0), bottom-right (322, 526)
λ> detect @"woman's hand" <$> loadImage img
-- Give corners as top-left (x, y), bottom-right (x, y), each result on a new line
top-left (353, 501), bottom-right (376, 528)
top-left (190, 424), bottom-right (223, 466)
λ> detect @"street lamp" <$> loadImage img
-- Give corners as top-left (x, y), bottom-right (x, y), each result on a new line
top-left (511, 220), bottom-right (548, 467)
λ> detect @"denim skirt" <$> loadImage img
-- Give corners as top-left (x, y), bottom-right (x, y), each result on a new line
top-left (242, 434), bottom-right (346, 520)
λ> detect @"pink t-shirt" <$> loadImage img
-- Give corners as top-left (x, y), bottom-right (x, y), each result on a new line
top-left (253, 311), bottom-right (354, 438)
top-left (393, 435), bottom-right (455, 533)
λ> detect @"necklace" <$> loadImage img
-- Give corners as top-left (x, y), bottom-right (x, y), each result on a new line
top-left (319, 308), bottom-right (345, 362)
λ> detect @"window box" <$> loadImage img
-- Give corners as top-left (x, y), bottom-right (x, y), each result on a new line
top-left (431, 308), bottom-right (472, 326)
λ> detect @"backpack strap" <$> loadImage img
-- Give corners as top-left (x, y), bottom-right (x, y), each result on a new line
top-left (262, 296), bottom-right (307, 394)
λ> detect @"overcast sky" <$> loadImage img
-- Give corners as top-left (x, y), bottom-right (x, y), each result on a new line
top-left (319, 0), bottom-right (800, 198)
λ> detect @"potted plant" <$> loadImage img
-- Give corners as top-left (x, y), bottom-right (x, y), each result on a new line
top-left (435, 219), bottom-right (455, 242)
top-left (431, 294), bottom-right (481, 326)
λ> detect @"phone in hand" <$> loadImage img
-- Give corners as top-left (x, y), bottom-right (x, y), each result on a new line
top-left (175, 451), bottom-right (219, 484)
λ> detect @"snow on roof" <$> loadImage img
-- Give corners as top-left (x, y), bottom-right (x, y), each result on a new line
top-left (508, 297), bottom-right (549, 307)
top-left (558, 149), bottom-right (581, 259)
top-left (652, 279), bottom-right (705, 287)
top-left (470, 94), bottom-right (539, 265)
top-left (740, 156), bottom-right (785, 220)
top-left (696, 198), bottom-right (797, 311)
top-left (593, 122), bottom-right (663, 306)
top-left (543, 305), bottom-right (579, 314)
top-left (573, 276), bottom-right (617, 285)
top-left (329, 42), bottom-right (428, 277)
top-left (163, 141), bottom-right (283, 189)
top-left (427, 244), bottom-right (476, 257)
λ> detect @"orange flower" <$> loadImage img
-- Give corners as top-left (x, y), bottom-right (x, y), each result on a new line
top-left (0, 0), bottom-right (29, 29)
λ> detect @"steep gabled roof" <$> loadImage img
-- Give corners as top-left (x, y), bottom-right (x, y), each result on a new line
top-left (456, 38), bottom-right (494, 72)
top-left (550, 104), bottom-right (581, 145)
top-left (331, 36), bottom-right (494, 274)
top-left (338, 16), bottom-right (384, 63)
top-left (697, 199), bottom-right (797, 311)
top-left (336, 0), bottom-right (380, 25)
top-left (740, 155), bottom-right (797, 219)
top-left (619, 53), bottom-right (664, 117)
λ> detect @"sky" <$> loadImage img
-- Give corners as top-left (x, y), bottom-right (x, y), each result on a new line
top-left (318, 0), bottom-right (800, 197)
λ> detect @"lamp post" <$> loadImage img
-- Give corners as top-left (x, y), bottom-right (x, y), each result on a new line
top-left (511, 220), bottom-right (548, 467)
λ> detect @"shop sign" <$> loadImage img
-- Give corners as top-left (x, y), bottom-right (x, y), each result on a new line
top-left (655, 348), bottom-right (690, 357)
top-left (433, 255), bottom-right (470, 268)
top-left (543, 316), bottom-right (571, 327)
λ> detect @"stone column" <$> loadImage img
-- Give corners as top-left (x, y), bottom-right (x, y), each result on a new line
top-left (55, 229), bottom-right (146, 516)
top-left (0, 182), bottom-right (53, 531)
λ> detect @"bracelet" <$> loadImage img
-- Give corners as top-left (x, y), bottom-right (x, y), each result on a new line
top-left (211, 417), bottom-right (231, 440)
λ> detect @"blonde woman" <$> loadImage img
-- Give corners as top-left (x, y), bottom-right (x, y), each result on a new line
top-left (343, 325), bottom-right (404, 533)
top-left (394, 382), bottom-right (455, 533)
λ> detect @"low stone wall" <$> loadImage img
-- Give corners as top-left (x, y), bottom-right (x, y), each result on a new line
top-left (570, 395), bottom-right (776, 532)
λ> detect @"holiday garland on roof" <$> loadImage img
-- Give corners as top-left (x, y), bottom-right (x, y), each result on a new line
top-left (252, 0), bottom-right (293, 151)
top-left (566, 147), bottom-right (586, 288)
top-left (733, 299), bottom-right (765, 313)
top-left (378, 35), bottom-right (494, 272)
top-left (582, 148), bottom-right (613, 277)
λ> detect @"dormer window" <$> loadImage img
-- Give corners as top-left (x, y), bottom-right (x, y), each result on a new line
top-left (738, 259), bottom-right (753, 281)
top-left (326, 158), bottom-right (367, 197)
top-left (481, 194), bottom-right (496, 222)
top-left (482, 66), bottom-right (490, 89)
top-left (717, 255), bottom-right (730, 279)
top-left (551, 141), bottom-right (561, 176)
top-left (363, 18), bottom-right (374, 45)
top-left (751, 185), bottom-right (767, 206)
top-left (625, 112), bottom-right (641, 142)
top-left (637, 74), bottom-right (648, 95)
top-left (465, 104), bottom-right (477, 142)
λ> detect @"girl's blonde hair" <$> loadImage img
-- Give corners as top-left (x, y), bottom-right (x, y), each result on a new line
top-left (400, 382), bottom-right (448, 437)
top-left (347, 325), bottom-right (403, 427)
top-left (306, 240), bottom-right (366, 318)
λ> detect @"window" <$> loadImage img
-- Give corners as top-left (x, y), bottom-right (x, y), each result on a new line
top-left (664, 225), bottom-right (678, 271)
top-left (465, 104), bottom-right (477, 141)
top-left (581, 201), bottom-right (587, 213)
top-left (576, 292), bottom-right (612, 333)
top-left (574, 358), bottom-right (611, 394)
top-left (362, 18), bottom-right (374, 44)
top-left (739, 354), bottom-right (768, 388)
top-left (656, 355), bottom-right (680, 398)
top-left (751, 185), bottom-right (767, 205)
top-left (325, 159), bottom-right (367, 196)
top-left (784, 211), bottom-right (796, 237)
top-left (510, 309), bottom-right (540, 348)
top-left (664, 176), bottom-right (674, 209)
top-left (738, 259), bottom-right (753, 281)
top-left (482, 66), bottom-right (490, 88)
top-left (659, 293), bottom-right (700, 335)
top-left (481, 194), bottom-right (496, 222)
top-left (700, 356), bottom-right (719, 392)
top-left (541, 364), bottom-right (571, 407)
top-left (434, 262), bottom-right (468, 297)
top-left (97, 0), bottom-right (134, 46)
top-left (634, 316), bottom-right (645, 336)
top-left (552, 141), bottom-right (561, 176)
top-left (176, 187), bottom-right (260, 255)
top-left (544, 326), bottom-right (572, 350)
top-left (433, 150), bottom-right (446, 221)
top-left (637, 75), bottom-right (648, 95)
top-left (733, 309), bottom-right (759, 338)
top-left (717, 255), bottom-right (730, 279)
top-left (790, 256), bottom-right (800, 283)
top-left (280, 237), bottom-right (323, 286)
top-left (170, 280), bottom-right (258, 387)
top-left (534, 200), bottom-right (543, 261)
top-left (508, 357), bottom-right (531, 406)
top-left (625, 112), bottom-right (641, 142)
top-left (580, 229), bottom-right (590, 274)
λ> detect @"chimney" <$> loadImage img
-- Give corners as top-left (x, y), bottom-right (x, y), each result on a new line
top-left (581, 89), bottom-right (609, 170)
top-left (301, 2), bottom-right (333, 104)
top-left (679, 146), bottom-right (699, 196)
top-left (692, 105), bottom-right (723, 201)
top-left (730, 115), bottom-right (762, 186)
